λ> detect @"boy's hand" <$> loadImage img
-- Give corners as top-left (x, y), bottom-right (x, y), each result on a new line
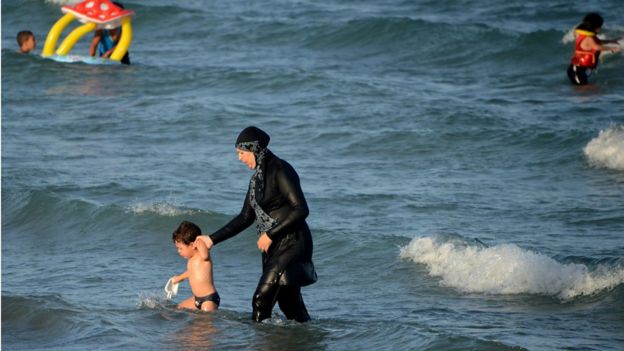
top-left (171, 275), bottom-right (181, 284)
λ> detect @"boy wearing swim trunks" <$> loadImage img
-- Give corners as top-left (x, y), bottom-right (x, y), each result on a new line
top-left (170, 221), bottom-right (220, 311)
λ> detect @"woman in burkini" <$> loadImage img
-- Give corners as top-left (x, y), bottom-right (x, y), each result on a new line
top-left (198, 126), bottom-right (317, 322)
top-left (567, 13), bottom-right (620, 85)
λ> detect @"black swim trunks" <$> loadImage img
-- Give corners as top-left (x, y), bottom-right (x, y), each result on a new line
top-left (194, 291), bottom-right (220, 310)
top-left (567, 64), bottom-right (592, 85)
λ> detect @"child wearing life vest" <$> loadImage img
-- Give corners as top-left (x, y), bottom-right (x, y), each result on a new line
top-left (567, 13), bottom-right (621, 85)
top-left (88, 2), bottom-right (131, 65)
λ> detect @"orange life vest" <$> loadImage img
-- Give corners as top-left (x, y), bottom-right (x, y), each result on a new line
top-left (571, 30), bottom-right (601, 68)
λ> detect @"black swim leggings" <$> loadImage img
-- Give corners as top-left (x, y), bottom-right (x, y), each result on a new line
top-left (567, 64), bottom-right (590, 85)
top-left (252, 271), bottom-right (310, 323)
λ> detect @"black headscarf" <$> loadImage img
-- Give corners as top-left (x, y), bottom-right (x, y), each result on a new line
top-left (235, 126), bottom-right (277, 234)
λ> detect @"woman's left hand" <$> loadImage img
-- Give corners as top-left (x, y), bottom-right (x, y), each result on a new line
top-left (257, 233), bottom-right (272, 253)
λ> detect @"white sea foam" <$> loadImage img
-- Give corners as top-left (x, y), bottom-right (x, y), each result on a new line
top-left (127, 202), bottom-right (196, 217)
top-left (399, 236), bottom-right (624, 299)
top-left (583, 126), bottom-right (624, 171)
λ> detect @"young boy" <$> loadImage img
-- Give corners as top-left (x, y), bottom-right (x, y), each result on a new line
top-left (567, 13), bottom-right (621, 85)
top-left (16, 30), bottom-right (36, 54)
top-left (170, 221), bottom-right (220, 312)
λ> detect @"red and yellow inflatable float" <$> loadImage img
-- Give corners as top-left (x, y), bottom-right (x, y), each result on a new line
top-left (43, 0), bottom-right (134, 62)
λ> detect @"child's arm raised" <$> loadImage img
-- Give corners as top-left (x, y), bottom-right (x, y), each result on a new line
top-left (194, 238), bottom-right (211, 261)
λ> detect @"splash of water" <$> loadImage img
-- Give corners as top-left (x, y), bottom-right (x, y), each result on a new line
top-left (127, 201), bottom-right (197, 217)
top-left (584, 125), bottom-right (624, 171)
top-left (137, 292), bottom-right (169, 309)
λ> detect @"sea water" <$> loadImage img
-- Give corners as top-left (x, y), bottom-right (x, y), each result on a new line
top-left (2, 0), bottom-right (624, 350)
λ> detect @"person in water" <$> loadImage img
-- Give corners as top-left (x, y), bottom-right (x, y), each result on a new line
top-left (88, 2), bottom-right (130, 65)
top-left (567, 13), bottom-right (621, 85)
top-left (16, 30), bottom-right (36, 54)
top-left (197, 126), bottom-right (317, 322)
top-left (170, 221), bottom-right (220, 312)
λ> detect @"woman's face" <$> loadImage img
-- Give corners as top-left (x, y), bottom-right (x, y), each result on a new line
top-left (237, 148), bottom-right (256, 169)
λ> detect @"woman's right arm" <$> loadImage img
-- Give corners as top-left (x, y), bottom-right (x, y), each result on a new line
top-left (207, 189), bottom-right (256, 245)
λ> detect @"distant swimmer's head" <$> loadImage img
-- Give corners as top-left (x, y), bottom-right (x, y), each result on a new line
top-left (577, 13), bottom-right (604, 34)
top-left (235, 126), bottom-right (271, 170)
top-left (173, 221), bottom-right (202, 259)
top-left (16, 30), bottom-right (36, 54)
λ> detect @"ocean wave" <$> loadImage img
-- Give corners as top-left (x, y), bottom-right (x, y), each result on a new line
top-left (399, 235), bottom-right (624, 299)
top-left (583, 125), bottom-right (624, 171)
top-left (1, 294), bottom-right (81, 336)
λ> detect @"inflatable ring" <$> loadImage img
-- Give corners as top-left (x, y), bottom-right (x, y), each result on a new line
top-left (43, 0), bottom-right (134, 63)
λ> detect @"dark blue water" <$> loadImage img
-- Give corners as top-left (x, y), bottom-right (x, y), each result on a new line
top-left (3, 0), bottom-right (624, 350)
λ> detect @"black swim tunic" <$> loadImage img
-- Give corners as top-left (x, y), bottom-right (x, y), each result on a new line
top-left (209, 151), bottom-right (317, 287)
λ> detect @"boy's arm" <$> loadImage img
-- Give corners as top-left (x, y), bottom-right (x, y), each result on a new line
top-left (581, 36), bottom-right (621, 53)
top-left (601, 37), bottom-right (622, 45)
top-left (89, 30), bottom-right (103, 57)
top-left (102, 47), bottom-right (115, 58)
top-left (171, 270), bottom-right (189, 284)
top-left (194, 238), bottom-right (210, 261)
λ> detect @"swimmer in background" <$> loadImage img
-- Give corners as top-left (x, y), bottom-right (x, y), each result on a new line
top-left (16, 30), bottom-right (36, 54)
top-left (170, 221), bottom-right (220, 312)
top-left (88, 1), bottom-right (131, 65)
top-left (567, 13), bottom-right (621, 85)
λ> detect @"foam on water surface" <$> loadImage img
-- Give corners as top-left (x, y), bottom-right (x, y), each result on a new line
top-left (400, 235), bottom-right (624, 299)
top-left (584, 125), bottom-right (624, 171)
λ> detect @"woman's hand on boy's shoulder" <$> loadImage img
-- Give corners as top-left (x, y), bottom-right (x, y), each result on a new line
top-left (196, 235), bottom-right (214, 250)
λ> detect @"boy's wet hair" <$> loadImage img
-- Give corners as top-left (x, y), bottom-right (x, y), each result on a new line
top-left (173, 221), bottom-right (202, 245)
top-left (16, 30), bottom-right (34, 46)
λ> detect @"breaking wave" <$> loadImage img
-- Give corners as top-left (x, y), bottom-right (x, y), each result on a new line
top-left (400, 235), bottom-right (624, 299)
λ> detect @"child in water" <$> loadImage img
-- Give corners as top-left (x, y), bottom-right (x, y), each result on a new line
top-left (170, 221), bottom-right (220, 312)
top-left (16, 30), bottom-right (36, 54)
top-left (88, 1), bottom-right (130, 64)
top-left (567, 13), bottom-right (621, 85)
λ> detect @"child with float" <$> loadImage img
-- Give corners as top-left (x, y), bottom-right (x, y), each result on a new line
top-left (88, 1), bottom-right (131, 64)
top-left (567, 13), bottom-right (621, 85)
top-left (42, 0), bottom-right (133, 65)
